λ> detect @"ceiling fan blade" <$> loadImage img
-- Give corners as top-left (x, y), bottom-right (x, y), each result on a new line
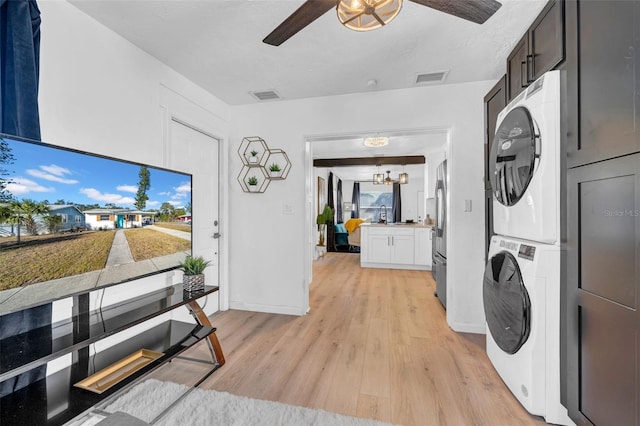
top-left (263, 0), bottom-right (337, 46)
top-left (409, 0), bottom-right (502, 24)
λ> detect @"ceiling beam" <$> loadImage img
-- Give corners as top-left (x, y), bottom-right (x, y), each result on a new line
top-left (313, 156), bottom-right (425, 167)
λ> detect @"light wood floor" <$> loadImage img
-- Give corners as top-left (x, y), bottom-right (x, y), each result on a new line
top-left (150, 253), bottom-right (546, 425)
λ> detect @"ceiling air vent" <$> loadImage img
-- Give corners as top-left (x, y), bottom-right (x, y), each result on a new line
top-left (250, 90), bottom-right (281, 101)
top-left (415, 71), bottom-right (448, 85)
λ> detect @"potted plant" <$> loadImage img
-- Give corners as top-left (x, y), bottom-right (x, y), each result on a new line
top-left (315, 204), bottom-right (333, 246)
top-left (269, 163), bottom-right (281, 177)
top-left (247, 175), bottom-right (259, 192)
top-left (248, 149), bottom-right (259, 164)
top-left (178, 255), bottom-right (211, 293)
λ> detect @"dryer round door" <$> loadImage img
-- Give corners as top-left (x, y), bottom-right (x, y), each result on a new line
top-left (483, 251), bottom-right (531, 354)
top-left (490, 106), bottom-right (538, 206)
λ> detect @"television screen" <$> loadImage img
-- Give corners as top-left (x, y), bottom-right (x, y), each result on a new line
top-left (0, 133), bottom-right (192, 315)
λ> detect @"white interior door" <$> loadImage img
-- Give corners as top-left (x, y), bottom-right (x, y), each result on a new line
top-left (168, 119), bottom-right (220, 289)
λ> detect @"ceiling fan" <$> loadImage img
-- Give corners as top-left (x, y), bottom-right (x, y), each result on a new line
top-left (263, 0), bottom-right (502, 46)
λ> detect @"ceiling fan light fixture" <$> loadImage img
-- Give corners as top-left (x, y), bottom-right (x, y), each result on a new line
top-left (337, 0), bottom-right (403, 32)
top-left (384, 170), bottom-right (393, 185)
top-left (363, 136), bottom-right (389, 147)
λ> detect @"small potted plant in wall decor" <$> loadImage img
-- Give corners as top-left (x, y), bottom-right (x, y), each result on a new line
top-left (269, 163), bottom-right (281, 177)
top-left (178, 255), bottom-right (211, 293)
top-left (248, 150), bottom-right (259, 164)
top-left (247, 176), bottom-right (259, 191)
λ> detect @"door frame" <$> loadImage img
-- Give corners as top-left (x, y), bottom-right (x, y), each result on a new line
top-left (159, 87), bottom-right (229, 313)
top-left (303, 127), bottom-right (452, 313)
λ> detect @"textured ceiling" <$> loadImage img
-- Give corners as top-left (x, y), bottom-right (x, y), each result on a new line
top-left (69, 0), bottom-right (547, 106)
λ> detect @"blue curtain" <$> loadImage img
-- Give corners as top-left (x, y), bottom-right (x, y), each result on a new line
top-left (351, 182), bottom-right (360, 218)
top-left (0, 0), bottom-right (42, 141)
top-left (0, 2), bottom-right (45, 400)
top-left (392, 182), bottom-right (402, 223)
top-left (336, 179), bottom-right (343, 224)
top-left (326, 172), bottom-right (335, 252)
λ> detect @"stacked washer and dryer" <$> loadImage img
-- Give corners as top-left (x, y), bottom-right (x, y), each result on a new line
top-left (483, 70), bottom-right (572, 425)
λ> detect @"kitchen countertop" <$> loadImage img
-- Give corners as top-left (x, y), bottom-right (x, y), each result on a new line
top-left (360, 222), bottom-right (433, 228)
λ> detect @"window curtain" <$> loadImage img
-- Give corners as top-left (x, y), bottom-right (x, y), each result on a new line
top-left (326, 172), bottom-right (336, 252)
top-left (0, 1), bottom-right (48, 401)
top-left (392, 182), bottom-right (402, 223)
top-left (0, 0), bottom-right (42, 140)
top-left (351, 182), bottom-right (360, 218)
top-left (336, 179), bottom-right (343, 224)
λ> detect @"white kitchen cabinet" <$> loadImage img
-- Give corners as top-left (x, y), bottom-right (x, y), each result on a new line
top-left (414, 227), bottom-right (433, 267)
top-left (360, 225), bottom-right (430, 270)
top-left (367, 231), bottom-right (393, 263)
top-left (389, 233), bottom-right (415, 264)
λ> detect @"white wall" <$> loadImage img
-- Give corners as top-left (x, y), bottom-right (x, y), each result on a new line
top-left (35, 0), bottom-right (230, 365)
top-left (230, 81), bottom-right (493, 332)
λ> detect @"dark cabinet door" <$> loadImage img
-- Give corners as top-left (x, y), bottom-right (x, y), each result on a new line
top-left (530, 0), bottom-right (565, 81)
top-left (567, 153), bottom-right (640, 426)
top-left (567, 0), bottom-right (640, 167)
top-left (484, 76), bottom-right (507, 190)
top-left (506, 34), bottom-right (529, 101)
top-left (484, 189), bottom-right (493, 260)
top-left (484, 77), bottom-right (506, 259)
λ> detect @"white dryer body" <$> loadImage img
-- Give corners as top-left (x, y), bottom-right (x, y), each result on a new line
top-left (490, 70), bottom-right (561, 244)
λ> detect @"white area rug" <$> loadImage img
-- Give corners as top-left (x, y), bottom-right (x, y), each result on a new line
top-left (104, 379), bottom-right (392, 426)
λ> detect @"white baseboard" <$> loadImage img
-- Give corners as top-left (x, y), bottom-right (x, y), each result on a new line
top-left (361, 262), bottom-right (430, 271)
top-left (229, 301), bottom-right (306, 316)
top-left (448, 320), bottom-right (486, 334)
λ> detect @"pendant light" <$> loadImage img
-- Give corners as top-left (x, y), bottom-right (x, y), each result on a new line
top-left (373, 165), bottom-right (384, 184)
top-left (399, 165), bottom-right (409, 184)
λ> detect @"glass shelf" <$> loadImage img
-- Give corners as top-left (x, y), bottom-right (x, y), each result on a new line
top-left (0, 284), bottom-right (219, 381)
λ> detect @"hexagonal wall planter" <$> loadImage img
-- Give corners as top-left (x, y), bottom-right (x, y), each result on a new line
top-left (237, 165), bottom-right (270, 193)
top-left (238, 136), bottom-right (269, 167)
top-left (237, 137), bottom-right (291, 193)
top-left (265, 149), bottom-right (291, 180)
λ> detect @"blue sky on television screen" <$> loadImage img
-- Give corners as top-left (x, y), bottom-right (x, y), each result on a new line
top-left (2, 137), bottom-right (191, 210)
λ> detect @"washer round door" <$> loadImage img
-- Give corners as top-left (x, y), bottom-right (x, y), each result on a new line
top-left (489, 106), bottom-right (538, 207)
top-left (483, 251), bottom-right (531, 354)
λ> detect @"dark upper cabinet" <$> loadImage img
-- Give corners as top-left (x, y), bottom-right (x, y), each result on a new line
top-left (507, 0), bottom-right (565, 101)
top-left (506, 35), bottom-right (529, 101)
top-left (566, 0), bottom-right (640, 167)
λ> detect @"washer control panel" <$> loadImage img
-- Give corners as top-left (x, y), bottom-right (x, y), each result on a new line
top-left (518, 244), bottom-right (536, 261)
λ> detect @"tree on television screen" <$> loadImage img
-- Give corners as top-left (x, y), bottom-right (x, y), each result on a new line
top-left (135, 165), bottom-right (150, 210)
top-left (0, 138), bottom-right (16, 202)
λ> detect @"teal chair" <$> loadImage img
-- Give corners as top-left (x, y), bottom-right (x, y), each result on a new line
top-left (335, 223), bottom-right (349, 248)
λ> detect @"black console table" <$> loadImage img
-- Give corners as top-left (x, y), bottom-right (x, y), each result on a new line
top-left (0, 284), bottom-right (225, 425)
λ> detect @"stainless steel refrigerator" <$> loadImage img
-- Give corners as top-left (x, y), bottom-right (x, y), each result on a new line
top-left (433, 159), bottom-right (447, 308)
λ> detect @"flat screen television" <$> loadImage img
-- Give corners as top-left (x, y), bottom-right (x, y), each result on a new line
top-left (0, 133), bottom-right (192, 315)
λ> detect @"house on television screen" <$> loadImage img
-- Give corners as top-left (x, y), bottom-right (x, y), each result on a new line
top-left (46, 205), bottom-right (85, 232)
top-left (176, 214), bottom-right (191, 224)
top-left (83, 208), bottom-right (156, 230)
